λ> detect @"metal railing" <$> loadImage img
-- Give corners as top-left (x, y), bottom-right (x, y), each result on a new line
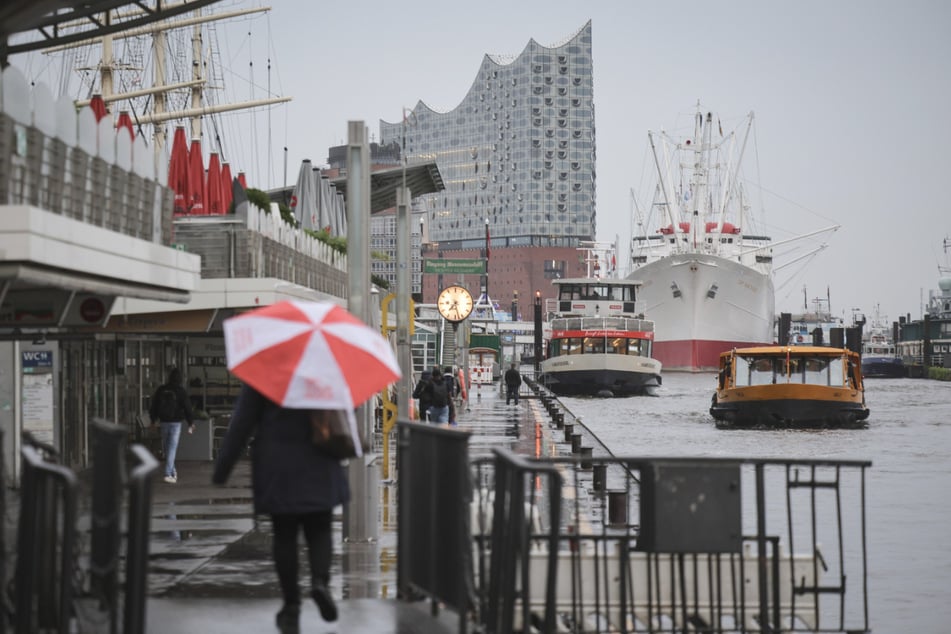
top-left (396, 421), bottom-right (476, 633)
top-left (14, 443), bottom-right (78, 634)
top-left (469, 452), bottom-right (871, 633)
top-left (10, 424), bottom-right (158, 634)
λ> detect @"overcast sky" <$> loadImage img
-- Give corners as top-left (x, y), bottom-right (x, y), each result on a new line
top-left (17, 0), bottom-right (950, 323)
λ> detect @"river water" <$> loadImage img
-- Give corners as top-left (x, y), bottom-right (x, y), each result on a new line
top-left (559, 373), bottom-right (951, 633)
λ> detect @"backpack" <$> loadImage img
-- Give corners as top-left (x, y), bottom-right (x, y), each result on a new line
top-left (155, 386), bottom-right (179, 421)
top-left (429, 380), bottom-right (449, 407)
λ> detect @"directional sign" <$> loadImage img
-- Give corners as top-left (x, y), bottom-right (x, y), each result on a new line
top-left (423, 259), bottom-right (485, 275)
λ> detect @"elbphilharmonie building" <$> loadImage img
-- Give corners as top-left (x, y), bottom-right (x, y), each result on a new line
top-left (380, 21), bottom-right (595, 310)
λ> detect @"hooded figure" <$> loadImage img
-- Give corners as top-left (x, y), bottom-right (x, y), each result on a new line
top-left (412, 369), bottom-right (434, 421)
top-left (424, 367), bottom-right (451, 423)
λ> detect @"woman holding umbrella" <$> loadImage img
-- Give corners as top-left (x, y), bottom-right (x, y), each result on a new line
top-left (213, 386), bottom-right (346, 630)
top-left (213, 300), bottom-right (401, 632)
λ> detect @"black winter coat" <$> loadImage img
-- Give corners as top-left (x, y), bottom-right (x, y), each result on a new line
top-left (212, 385), bottom-right (351, 515)
top-left (148, 383), bottom-right (194, 425)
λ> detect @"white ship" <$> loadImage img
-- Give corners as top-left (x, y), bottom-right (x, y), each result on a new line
top-left (629, 107), bottom-right (775, 371)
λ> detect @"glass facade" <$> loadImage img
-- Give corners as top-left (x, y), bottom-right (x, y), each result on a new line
top-left (380, 21), bottom-right (596, 251)
top-left (370, 211), bottom-right (424, 294)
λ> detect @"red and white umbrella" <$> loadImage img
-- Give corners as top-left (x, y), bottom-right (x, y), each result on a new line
top-left (223, 300), bottom-right (401, 455)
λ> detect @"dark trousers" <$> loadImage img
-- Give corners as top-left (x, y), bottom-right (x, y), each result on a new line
top-left (506, 384), bottom-right (520, 404)
top-left (271, 510), bottom-right (333, 605)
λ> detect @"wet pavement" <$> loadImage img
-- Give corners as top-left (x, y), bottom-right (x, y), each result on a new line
top-left (3, 381), bottom-right (589, 632)
top-left (143, 383), bottom-right (554, 632)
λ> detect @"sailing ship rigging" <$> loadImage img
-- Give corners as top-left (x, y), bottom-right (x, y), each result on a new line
top-left (19, 3), bottom-right (289, 202)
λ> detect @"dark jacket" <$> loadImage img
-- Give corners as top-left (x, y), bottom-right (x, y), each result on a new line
top-left (504, 367), bottom-right (522, 388)
top-left (149, 369), bottom-right (194, 425)
top-left (412, 372), bottom-right (433, 417)
top-left (212, 385), bottom-right (351, 515)
top-left (424, 374), bottom-right (450, 408)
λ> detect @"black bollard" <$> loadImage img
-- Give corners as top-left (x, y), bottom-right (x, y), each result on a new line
top-left (571, 433), bottom-right (582, 453)
top-left (607, 490), bottom-right (628, 526)
top-left (592, 463), bottom-right (607, 493)
top-left (563, 423), bottom-right (574, 443)
top-left (553, 412), bottom-right (564, 428)
top-left (579, 446), bottom-right (593, 470)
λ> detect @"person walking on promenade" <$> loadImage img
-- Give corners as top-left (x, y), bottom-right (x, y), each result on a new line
top-left (149, 367), bottom-right (194, 483)
top-left (213, 384), bottom-right (348, 632)
top-left (412, 369), bottom-right (433, 421)
top-left (425, 366), bottom-right (451, 423)
top-left (504, 362), bottom-right (522, 405)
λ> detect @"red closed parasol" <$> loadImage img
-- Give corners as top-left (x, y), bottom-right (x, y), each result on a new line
top-left (206, 152), bottom-right (223, 214)
top-left (237, 171), bottom-right (247, 190)
top-left (89, 94), bottom-right (108, 122)
top-left (115, 110), bottom-right (134, 140)
top-left (220, 162), bottom-right (234, 212)
top-left (187, 138), bottom-right (205, 215)
top-left (167, 126), bottom-right (190, 215)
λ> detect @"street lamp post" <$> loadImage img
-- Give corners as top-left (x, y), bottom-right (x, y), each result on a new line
top-left (534, 290), bottom-right (542, 375)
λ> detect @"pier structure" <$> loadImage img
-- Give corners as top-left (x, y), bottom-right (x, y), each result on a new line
top-left (4, 377), bottom-right (872, 633)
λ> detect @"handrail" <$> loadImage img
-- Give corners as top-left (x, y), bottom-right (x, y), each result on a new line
top-left (14, 445), bottom-right (78, 634)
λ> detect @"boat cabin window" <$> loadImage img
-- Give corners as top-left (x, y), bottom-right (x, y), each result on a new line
top-left (750, 357), bottom-right (775, 385)
top-left (584, 337), bottom-right (605, 354)
top-left (733, 354), bottom-right (849, 387)
top-left (733, 356), bottom-right (752, 386)
top-left (558, 284), bottom-right (634, 301)
top-left (567, 338), bottom-right (583, 355)
top-left (627, 339), bottom-right (649, 357)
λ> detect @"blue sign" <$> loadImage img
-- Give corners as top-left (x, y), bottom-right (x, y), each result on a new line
top-left (22, 350), bottom-right (53, 372)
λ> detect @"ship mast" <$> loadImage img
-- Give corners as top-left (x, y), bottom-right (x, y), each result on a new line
top-left (67, 5), bottom-right (288, 159)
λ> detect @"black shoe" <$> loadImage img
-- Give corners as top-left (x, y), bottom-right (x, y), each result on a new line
top-left (276, 603), bottom-right (300, 633)
top-left (312, 583), bottom-right (338, 622)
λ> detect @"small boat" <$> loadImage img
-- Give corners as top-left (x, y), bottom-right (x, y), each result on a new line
top-left (861, 314), bottom-right (906, 378)
top-left (539, 244), bottom-right (662, 397)
top-left (710, 346), bottom-right (869, 428)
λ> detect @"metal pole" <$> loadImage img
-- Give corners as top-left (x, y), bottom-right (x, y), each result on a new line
top-left (534, 291), bottom-right (543, 375)
top-left (396, 187), bottom-right (411, 421)
top-left (345, 121), bottom-right (376, 544)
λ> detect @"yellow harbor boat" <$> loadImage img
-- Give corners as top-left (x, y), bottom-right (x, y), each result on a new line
top-left (710, 346), bottom-right (869, 428)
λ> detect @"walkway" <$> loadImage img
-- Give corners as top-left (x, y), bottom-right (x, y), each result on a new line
top-left (142, 383), bottom-right (545, 633)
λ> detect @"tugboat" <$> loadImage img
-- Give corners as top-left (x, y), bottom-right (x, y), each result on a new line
top-left (539, 244), bottom-right (662, 397)
top-left (710, 345), bottom-right (869, 428)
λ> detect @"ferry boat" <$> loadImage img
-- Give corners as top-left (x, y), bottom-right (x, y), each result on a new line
top-left (539, 245), bottom-right (662, 397)
top-left (710, 345), bottom-right (869, 428)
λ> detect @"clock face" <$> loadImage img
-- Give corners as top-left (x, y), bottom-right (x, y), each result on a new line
top-left (437, 285), bottom-right (474, 323)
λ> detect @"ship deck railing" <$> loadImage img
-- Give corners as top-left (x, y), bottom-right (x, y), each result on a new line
top-left (549, 316), bottom-right (653, 332)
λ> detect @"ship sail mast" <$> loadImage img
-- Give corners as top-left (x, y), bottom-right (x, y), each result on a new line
top-left (53, 5), bottom-right (288, 158)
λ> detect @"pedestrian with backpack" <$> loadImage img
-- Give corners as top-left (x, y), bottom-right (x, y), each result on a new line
top-left (424, 366), bottom-right (450, 424)
top-left (411, 369), bottom-right (433, 421)
top-left (149, 367), bottom-right (195, 483)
